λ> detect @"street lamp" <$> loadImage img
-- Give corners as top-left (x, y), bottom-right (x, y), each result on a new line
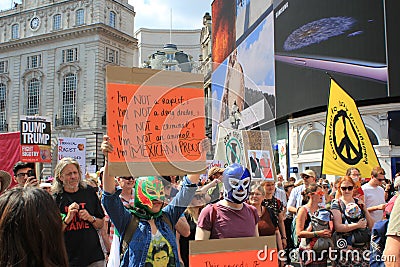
top-left (92, 132), bottom-right (102, 171)
top-left (230, 101), bottom-right (241, 129)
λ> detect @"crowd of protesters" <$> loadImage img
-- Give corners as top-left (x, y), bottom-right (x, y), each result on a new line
top-left (1, 140), bottom-right (400, 267)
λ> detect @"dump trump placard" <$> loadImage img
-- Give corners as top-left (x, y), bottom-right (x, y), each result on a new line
top-left (20, 115), bottom-right (51, 163)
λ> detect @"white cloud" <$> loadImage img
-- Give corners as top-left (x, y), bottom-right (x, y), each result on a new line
top-left (129, 0), bottom-right (212, 30)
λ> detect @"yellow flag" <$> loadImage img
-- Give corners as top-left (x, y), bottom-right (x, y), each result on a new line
top-left (322, 79), bottom-right (380, 177)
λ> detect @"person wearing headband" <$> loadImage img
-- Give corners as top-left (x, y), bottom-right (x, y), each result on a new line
top-left (100, 135), bottom-right (200, 267)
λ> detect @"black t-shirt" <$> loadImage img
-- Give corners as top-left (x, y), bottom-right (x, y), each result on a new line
top-left (179, 213), bottom-right (197, 267)
top-left (55, 186), bottom-right (105, 267)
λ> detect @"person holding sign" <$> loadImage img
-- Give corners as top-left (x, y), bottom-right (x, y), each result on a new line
top-left (195, 163), bottom-right (259, 240)
top-left (100, 135), bottom-right (200, 267)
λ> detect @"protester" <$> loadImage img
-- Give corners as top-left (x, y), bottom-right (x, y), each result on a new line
top-left (331, 176), bottom-right (374, 267)
top-left (105, 175), bottom-right (136, 267)
top-left (383, 196), bottom-right (400, 267)
top-left (101, 135), bottom-right (200, 266)
top-left (287, 170), bottom-right (318, 215)
top-left (0, 186), bottom-right (69, 267)
top-left (362, 166), bottom-right (387, 222)
top-left (296, 183), bottom-right (331, 267)
top-left (39, 182), bottom-right (52, 194)
top-left (248, 183), bottom-right (277, 237)
top-left (0, 170), bottom-right (11, 195)
top-left (262, 180), bottom-right (286, 249)
top-left (12, 161), bottom-right (37, 187)
top-left (178, 190), bottom-right (208, 267)
top-left (53, 157), bottom-right (106, 267)
top-left (276, 173), bottom-right (284, 190)
top-left (345, 167), bottom-right (364, 202)
top-left (195, 163), bottom-right (258, 240)
top-left (206, 166), bottom-right (224, 203)
top-left (321, 181), bottom-right (332, 209)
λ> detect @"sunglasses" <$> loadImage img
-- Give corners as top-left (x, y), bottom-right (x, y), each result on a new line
top-left (120, 176), bottom-right (135, 181)
top-left (341, 186), bottom-right (354, 191)
top-left (302, 175), bottom-right (313, 179)
top-left (323, 186), bottom-right (329, 189)
top-left (377, 178), bottom-right (385, 182)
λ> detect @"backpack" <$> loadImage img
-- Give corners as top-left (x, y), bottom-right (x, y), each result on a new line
top-left (119, 213), bottom-right (173, 262)
top-left (370, 219), bottom-right (389, 267)
top-left (299, 207), bottom-right (333, 252)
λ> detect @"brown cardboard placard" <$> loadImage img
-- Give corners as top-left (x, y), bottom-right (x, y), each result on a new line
top-left (106, 66), bottom-right (206, 176)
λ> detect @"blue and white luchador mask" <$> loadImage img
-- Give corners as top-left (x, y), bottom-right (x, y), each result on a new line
top-left (222, 163), bottom-right (251, 204)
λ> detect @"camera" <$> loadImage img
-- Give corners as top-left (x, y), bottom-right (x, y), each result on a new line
top-left (27, 169), bottom-right (36, 178)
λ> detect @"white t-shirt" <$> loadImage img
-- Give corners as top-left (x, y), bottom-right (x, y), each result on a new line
top-left (362, 182), bottom-right (385, 222)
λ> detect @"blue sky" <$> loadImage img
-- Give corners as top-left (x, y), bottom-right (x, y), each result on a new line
top-left (0, 0), bottom-right (212, 31)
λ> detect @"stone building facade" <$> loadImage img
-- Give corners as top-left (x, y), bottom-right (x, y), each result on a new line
top-left (0, 0), bottom-right (137, 172)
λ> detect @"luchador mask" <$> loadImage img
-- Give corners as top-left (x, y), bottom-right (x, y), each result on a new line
top-left (222, 163), bottom-right (251, 204)
top-left (134, 176), bottom-right (165, 217)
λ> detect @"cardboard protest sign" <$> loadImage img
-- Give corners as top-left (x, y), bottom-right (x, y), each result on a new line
top-left (214, 127), bottom-right (276, 181)
top-left (20, 116), bottom-right (51, 163)
top-left (58, 137), bottom-right (86, 173)
top-left (243, 130), bottom-right (277, 181)
top-left (190, 236), bottom-right (278, 266)
top-left (214, 126), bottom-right (245, 167)
top-left (106, 66), bottom-right (206, 176)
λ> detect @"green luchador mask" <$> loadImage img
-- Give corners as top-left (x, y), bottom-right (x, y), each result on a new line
top-left (133, 176), bottom-right (165, 219)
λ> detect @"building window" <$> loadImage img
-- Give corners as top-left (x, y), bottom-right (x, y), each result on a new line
top-left (62, 73), bottom-right (77, 125)
top-left (53, 14), bottom-right (61, 30)
top-left (0, 61), bottom-right (8, 73)
top-left (302, 131), bottom-right (323, 152)
top-left (109, 11), bottom-right (116, 28)
top-left (105, 47), bottom-right (119, 64)
top-left (0, 83), bottom-right (6, 131)
top-left (27, 78), bottom-right (40, 115)
top-left (76, 9), bottom-right (84, 26)
top-left (11, 24), bottom-right (19, 39)
top-left (27, 54), bottom-right (42, 69)
top-left (62, 48), bottom-right (78, 63)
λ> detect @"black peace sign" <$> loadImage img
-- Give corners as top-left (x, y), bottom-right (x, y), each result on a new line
top-left (333, 110), bottom-right (363, 164)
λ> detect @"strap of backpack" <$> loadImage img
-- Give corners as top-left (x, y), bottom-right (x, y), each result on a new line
top-left (120, 215), bottom-right (139, 261)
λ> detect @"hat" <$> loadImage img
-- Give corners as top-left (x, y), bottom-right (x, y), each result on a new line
top-left (0, 170), bottom-right (12, 194)
top-left (394, 176), bottom-right (400, 190)
top-left (39, 182), bottom-right (52, 189)
top-left (208, 166), bottom-right (225, 178)
top-left (300, 169), bottom-right (316, 178)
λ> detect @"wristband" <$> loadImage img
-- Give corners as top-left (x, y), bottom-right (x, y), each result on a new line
top-left (91, 216), bottom-right (96, 224)
top-left (313, 231), bottom-right (318, 237)
top-left (281, 237), bottom-right (287, 239)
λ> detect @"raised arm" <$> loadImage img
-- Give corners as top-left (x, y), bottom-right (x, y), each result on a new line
top-left (100, 135), bottom-right (115, 194)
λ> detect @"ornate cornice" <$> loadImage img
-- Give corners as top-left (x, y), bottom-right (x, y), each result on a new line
top-left (0, 23), bottom-right (137, 51)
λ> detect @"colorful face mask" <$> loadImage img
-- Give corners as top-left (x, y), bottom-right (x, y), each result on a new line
top-left (134, 176), bottom-right (165, 218)
top-left (222, 163), bottom-right (251, 204)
